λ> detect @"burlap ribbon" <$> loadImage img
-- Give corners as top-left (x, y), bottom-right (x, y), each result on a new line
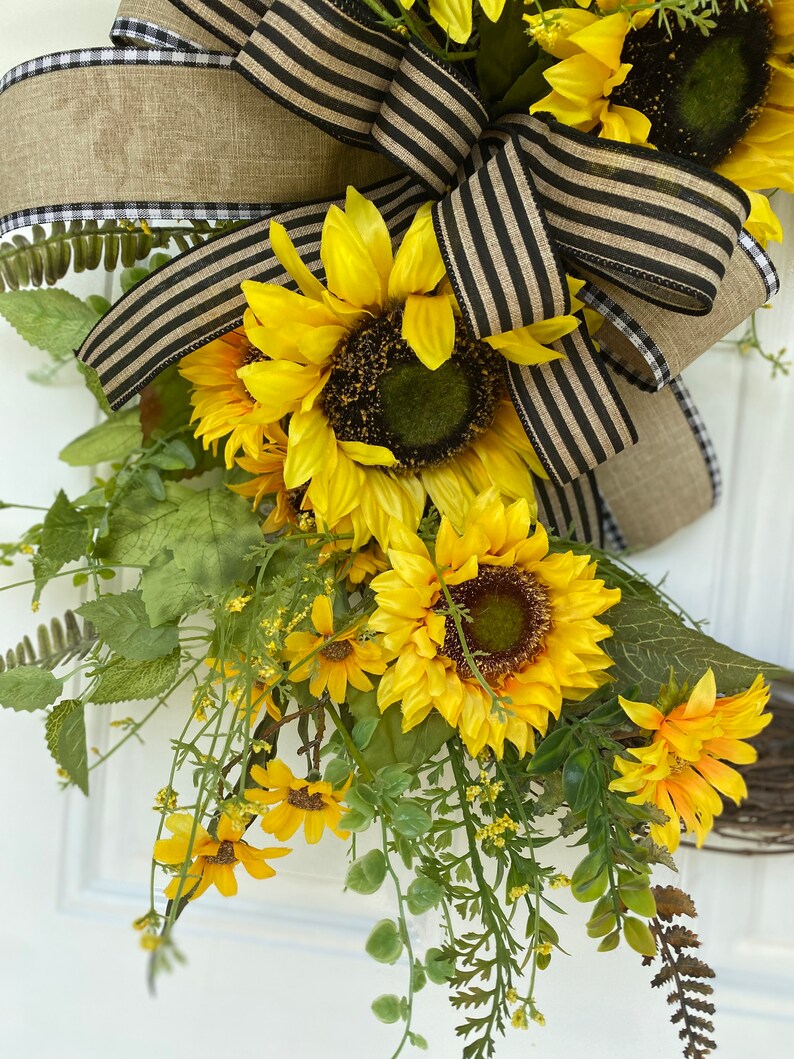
top-left (0, 0), bottom-right (779, 550)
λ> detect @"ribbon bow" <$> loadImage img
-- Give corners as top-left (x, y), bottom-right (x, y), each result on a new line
top-left (0, 0), bottom-right (779, 550)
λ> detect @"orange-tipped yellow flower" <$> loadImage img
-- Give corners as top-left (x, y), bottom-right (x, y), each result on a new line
top-left (610, 670), bottom-right (772, 851)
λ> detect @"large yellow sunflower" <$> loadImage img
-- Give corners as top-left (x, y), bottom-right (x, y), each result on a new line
top-left (237, 188), bottom-right (582, 549)
top-left (527, 1), bottom-right (794, 243)
top-left (368, 489), bottom-right (620, 758)
top-left (610, 669), bottom-right (772, 851)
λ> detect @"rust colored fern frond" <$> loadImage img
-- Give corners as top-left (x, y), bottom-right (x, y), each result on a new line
top-left (646, 886), bottom-right (717, 1059)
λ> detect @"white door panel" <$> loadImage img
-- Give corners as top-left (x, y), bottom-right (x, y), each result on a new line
top-left (1, 5), bottom-right (792, 1057)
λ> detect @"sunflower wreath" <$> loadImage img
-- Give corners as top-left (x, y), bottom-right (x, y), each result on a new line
top-left (0, 2), bottom-right (792, 1058)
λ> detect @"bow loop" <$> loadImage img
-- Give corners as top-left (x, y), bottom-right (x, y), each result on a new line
top-left (371, 42), bottom-right (488, 195)
top-left (433, 137), bottom-right (570, 337)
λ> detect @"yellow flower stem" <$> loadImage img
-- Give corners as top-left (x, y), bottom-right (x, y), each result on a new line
top-left (380, 813), bottom-right (417, 1059)
top-left (325, 701), bottom-right (375, 783)
top-left (449, 742), bottom-right (514, 1031)
top-left (434, 563), bottom-right (512, 721)
top-left (496, 761), bottom-right (545, 1008)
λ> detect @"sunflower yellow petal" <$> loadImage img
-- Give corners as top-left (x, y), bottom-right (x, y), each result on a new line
top-left (321, 205), bottom-right (382, 310)
top-left (270, 220), bottom-right (326, 300)
top-left (402, 293), bottom-right (456, 369)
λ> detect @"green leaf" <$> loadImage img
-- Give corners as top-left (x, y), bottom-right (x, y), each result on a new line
top-left (371, 994), bottom-right (403, 1025)
top-left (562, 746), bottom-right (600, 813)
top-left (424, 947), bottom-right (455, 985)
top-left (75, 360), bottom-right (112, 414)
top-left (618, 880), bottom-right (657, 918)
top-left (491, 51), bottom-right (557, 118)
top-left (0, 288), bottom-right (100, 358)
top-left (165, 487), bottom-right (263, 596)
top-left (93, 483), bottom-right (190, 568)
top-left (598, 930), bottom-right (621, 952)
top-left (476, 0), bottom-right (536, 103)
top-left (46, 698), bottom-right (82, 761)
top-left (346, 849), bottom-right (387, 895)
top-left (365, 919), bottom-right (404, 965)
top-left (0, 666), bottom-right (63, 712)
top-left (59, 408), bottom-right (142, 467)
top-left (623, 916), bottom-right (657, 957)
top-left (408, 1033), bottom-right (428, 1051)
top-left (526, 725), bottom-right (573, 775)
top-left (140, 552), bottom-right (206, 625)
top-left (358, 703), bottom-right (453, 773)
top-left (57, 701), bottom-right (89, 795)
top-left (89, 648), bottom-right (180, 704)
top-left (406, 875), bottom-right (444, 915)
top-left (324, 757), bottom-right (353, 789)
top-left (411, 961), bottom-right (427, 993)
top-left (375, 764), bottom-right (413, 799)
top-left (609, 597), bottom-right (789, 698)
top-left (391, 799), bottom-right (432, 839)
top-left (338, 808), bottom-right (373, 833)
top-left (352, 716), bottom-right (380, 750)
top-left (571, 848), bottom-right (608, 903)
top-left (76, 590), bottom-right (179, 660)
top-left (40, 490), bottom-right (90, 566)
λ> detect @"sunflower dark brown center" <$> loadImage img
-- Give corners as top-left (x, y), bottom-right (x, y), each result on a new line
top-left (440, 566), bottom-right (551, 680)
top-left (321, 639), bottom-right (354, 661)
top-left (321, 308), bottom-right (503, 472)
top-left (204, 840), bottom-right (237, 865)
top-left (611, 1), bottom-right (774, 166)
top-left (287, 786), bottom-right (326, 811)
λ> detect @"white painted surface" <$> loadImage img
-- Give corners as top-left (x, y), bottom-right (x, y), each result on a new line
top-left (0, 5), bottom-right (792, 1057)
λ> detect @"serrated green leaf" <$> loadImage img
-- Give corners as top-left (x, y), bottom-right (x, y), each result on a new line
top-left (59, 408), bottom-right (142, 467)
top-left (165, 487), bottom-right (263, 596)
top-left (76, 589), bottom-right (178, 660)
top-left (75, 360), bottom-right (112, 413)
top-left (57, 701), bottom-right (89, 795)
top-left (40, 490), bottom-right (89, 566)
top-left (609, 597), bottom-right (789, 698)
top-left (371, 994), bottom-right (402, 1024)
top-left (89, 647), bottom-right (180, 704)
top-left (365, 919), bottom-right (403, 965)
top-left (346, 849), bottom-right (387, 895)
top-left (0, 666), bottom-right (63, 712)
top-left (0, 288), bottom-right (100, 358)
top-left (46, 699), bottom-right (82, 761)
top-left (140, 552), bottom-right (206, 625)
top-left (93, 483), bottom-right (189, 568)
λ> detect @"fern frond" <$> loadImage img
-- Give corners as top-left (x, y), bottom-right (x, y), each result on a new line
top-left (0, 220), bottom-right (238, 292)
top-left (0, 610), bottom-right (97, 672)
top-left (647, 886), bottom-right (717, 1059)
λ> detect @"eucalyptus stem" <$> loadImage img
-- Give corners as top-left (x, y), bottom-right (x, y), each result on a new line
top-left (381, 814), bottom-right (417, 1059)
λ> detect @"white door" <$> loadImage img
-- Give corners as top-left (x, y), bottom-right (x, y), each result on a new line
top-left (0, 4), bottom-right (792, 1057)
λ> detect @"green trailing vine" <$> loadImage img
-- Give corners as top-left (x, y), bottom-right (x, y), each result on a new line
top-left (0, 219), bottom-right (241, 293)
top-left (0, 610), bottom-right (97, 673)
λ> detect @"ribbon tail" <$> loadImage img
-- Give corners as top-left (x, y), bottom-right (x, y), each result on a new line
top-left (534, 473), bottom-right (604, 548)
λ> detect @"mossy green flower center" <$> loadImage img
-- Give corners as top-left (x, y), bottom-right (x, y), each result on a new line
top-left (612, 2), bottom-right (774, 166)
top-left (322, 309), bottom-right (503, 472)
top-left (441, 566), bottom-right (551, 680)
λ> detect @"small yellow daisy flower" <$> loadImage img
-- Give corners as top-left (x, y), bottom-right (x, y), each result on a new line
top-left (282, 595), bottom-right (387, 704)
top-left (246, 759), bottom-right (351, 844)
top-left (154, 812), bottom-right (290, 900)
